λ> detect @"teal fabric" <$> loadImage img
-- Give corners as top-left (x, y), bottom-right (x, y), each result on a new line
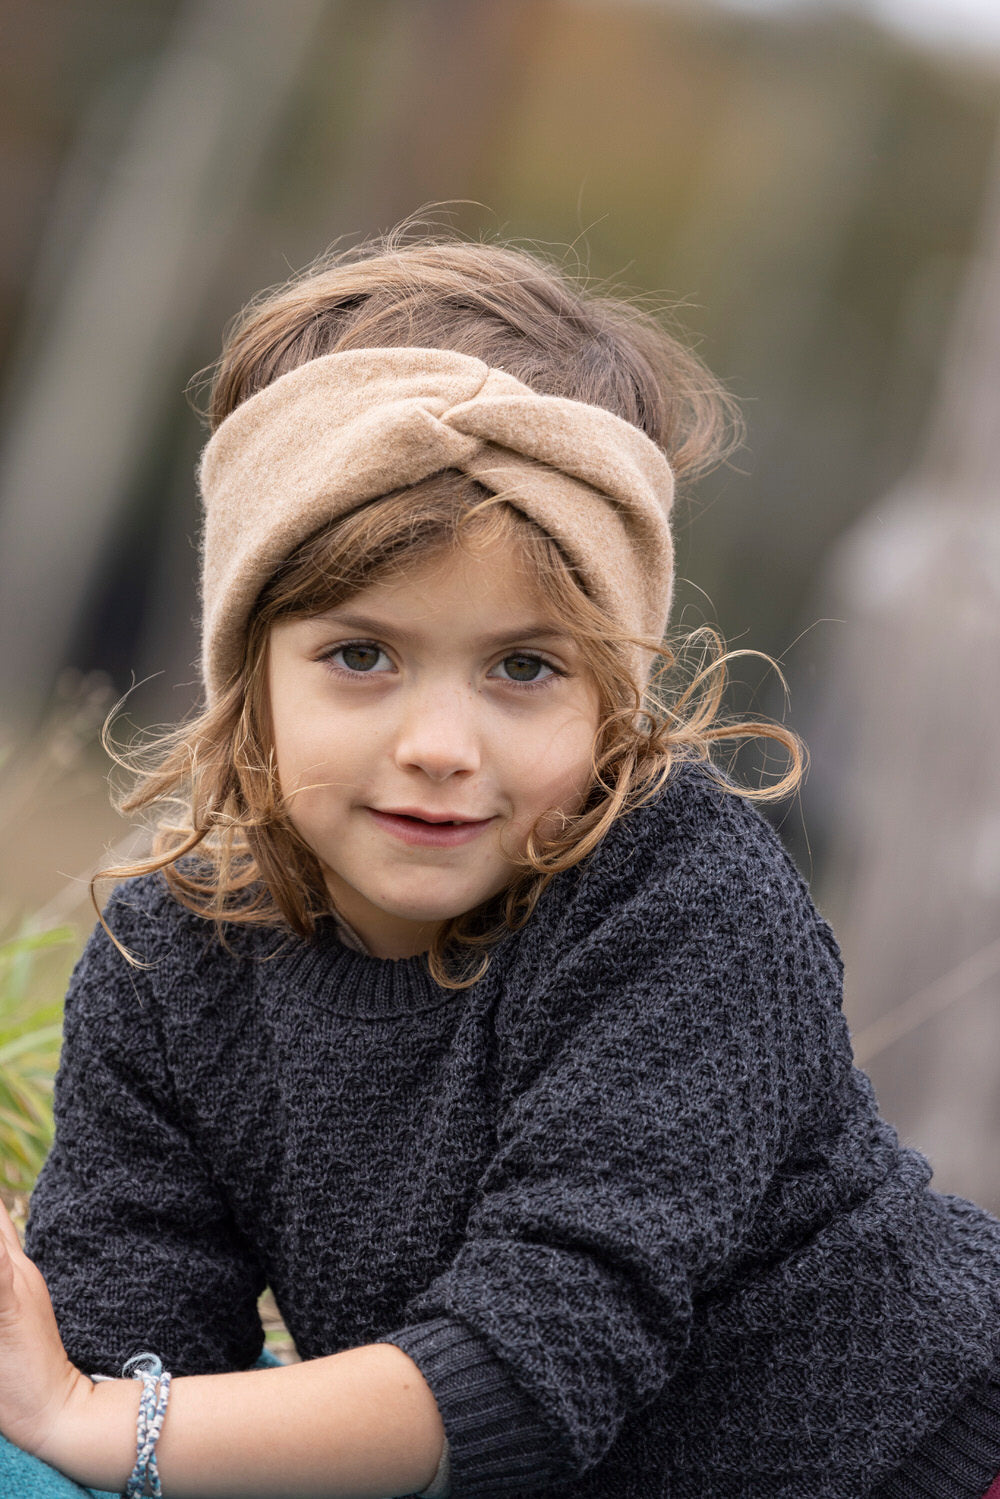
top-left (0, 1349), bottom-right (283, 1497)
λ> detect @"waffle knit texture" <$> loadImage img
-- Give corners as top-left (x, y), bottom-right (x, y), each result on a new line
top-left (197, 347), bottom-right (675, 700)
top-left (25, 765), bottom-right (1000, 1499)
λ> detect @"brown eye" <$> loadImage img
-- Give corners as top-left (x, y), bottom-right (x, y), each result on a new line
top-left (492, 653), bottom-right (555, 683)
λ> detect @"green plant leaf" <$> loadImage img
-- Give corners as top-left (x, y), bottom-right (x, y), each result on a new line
top-left (0, 1025), bottom-right (64, 1065)
top-left (0, 921), bottom-right (74, 1195)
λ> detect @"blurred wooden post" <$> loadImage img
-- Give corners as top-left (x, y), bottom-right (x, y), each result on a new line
top-left (0, 0), bottom-right (330, 724)
top-left (818, 130), bottom-right (1000, 1208)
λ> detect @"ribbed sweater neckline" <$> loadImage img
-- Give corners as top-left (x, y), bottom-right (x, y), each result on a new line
top-left (269, 920), bottom-right (471, 1018)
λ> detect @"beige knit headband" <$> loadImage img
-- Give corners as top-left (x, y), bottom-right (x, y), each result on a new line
top-left (198, 346), bottom-right (675, 701)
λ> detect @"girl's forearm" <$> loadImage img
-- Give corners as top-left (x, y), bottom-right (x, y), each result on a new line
top-left (53, 1343), bottom-right (446, 1499)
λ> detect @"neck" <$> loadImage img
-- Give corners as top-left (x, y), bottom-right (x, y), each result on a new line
top-left (364, 925), bottom-right (439, 960)
top-left (326, 899), bottom-right (440, 961)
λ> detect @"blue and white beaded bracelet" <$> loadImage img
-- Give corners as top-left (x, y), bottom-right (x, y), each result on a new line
top-left (121, 1352), bottom-right (172, 1499)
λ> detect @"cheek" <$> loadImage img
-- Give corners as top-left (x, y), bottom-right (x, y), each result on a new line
top-left (270, 709), bottom-right (360, 800)
top-left (513, 709), bottom-right (598, 817)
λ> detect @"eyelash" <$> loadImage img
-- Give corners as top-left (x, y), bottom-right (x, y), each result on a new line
top-left (321, 642), bottom-right (392, 678)
top-left (491, 653), bottom-right (564, 690)
top-left (321, 641), bottom-right (565, 691)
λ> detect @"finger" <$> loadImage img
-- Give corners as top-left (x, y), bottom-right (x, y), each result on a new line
top-left (0, 1223), bottom-right (12, 1300)
top-left (0, 1200), bottom-right (22, 1256)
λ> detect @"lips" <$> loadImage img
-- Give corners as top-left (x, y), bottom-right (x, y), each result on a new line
top-left (367, 808), bottom-right (496, 848)
top-left (378, 808), bottom-right (485, 824)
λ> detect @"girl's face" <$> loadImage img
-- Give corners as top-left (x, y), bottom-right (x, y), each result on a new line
top-left (267, 536), bottom-right (600, 959)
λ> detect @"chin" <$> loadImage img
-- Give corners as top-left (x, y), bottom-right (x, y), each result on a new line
top-left (386, 901), bottom-right (479, 925)
top-left (380, 890), bottom-right (497, 927)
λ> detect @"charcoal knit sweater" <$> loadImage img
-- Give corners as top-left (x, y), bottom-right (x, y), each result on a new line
top-left (25, 765), bottom-right (1000, 1499)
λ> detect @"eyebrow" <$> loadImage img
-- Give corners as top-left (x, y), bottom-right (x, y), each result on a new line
top-left (314, 611), bottom-right (575, 651)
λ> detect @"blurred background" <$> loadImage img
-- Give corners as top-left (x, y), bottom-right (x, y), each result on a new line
top-left (1, 0), bottom-right (998, 1211)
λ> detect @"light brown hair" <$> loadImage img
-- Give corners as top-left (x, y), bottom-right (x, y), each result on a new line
top-left (101, 227), bottom-right (802, 986)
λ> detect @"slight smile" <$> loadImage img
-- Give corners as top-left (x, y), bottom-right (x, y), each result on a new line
top-left (367, 808), bottom-right (498, 848)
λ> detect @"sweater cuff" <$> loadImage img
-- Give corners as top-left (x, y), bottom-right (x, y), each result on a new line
top-left (379, 1316), bottom-right (562, 1497)
top-left (873, 1372), bottom-right (1000, 1499)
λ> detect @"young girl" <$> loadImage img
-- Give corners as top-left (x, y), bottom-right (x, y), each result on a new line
top-left (1, 232), bottom-right (999, 1499)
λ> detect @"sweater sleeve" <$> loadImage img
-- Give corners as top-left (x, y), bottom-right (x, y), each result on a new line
top-left (25, 883), bottom-right (266, 1378)
top-left (381, 792), bottom-right (847, 1497)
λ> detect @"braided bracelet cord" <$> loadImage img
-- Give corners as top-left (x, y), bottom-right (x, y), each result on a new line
top-left (122, 1353), bottom-right (171, 1499)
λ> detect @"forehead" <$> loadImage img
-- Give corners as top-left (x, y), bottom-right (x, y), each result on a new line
top-left (322, 534), bottom-right (566, 635)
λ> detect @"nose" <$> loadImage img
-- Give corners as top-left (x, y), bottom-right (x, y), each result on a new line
top-left (392, 682), bottom-right (482, 782)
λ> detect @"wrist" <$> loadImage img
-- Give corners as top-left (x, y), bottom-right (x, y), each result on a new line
top-left (35, 1372), bottom-right (141, 1493)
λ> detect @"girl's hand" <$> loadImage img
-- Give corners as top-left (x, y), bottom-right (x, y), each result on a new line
top-left (0, 1197), bottom-right (91, 1462)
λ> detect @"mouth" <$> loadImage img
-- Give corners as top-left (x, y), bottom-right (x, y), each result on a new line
top-left (367, 808), bottom-right (496, 848)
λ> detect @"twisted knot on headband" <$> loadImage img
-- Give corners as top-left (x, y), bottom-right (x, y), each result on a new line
top-left (198, 347), bottom-right (676, 700)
